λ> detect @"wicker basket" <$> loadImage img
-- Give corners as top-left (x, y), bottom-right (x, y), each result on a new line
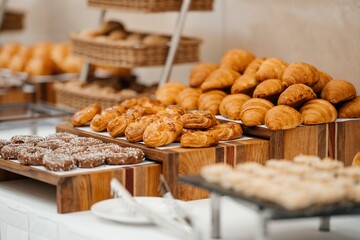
top-left (0, 10), bottom-right (24, 31)
top-left (87, 0), bottom-right (213, 12)
top-left (71, 34), bottom-right (201, 68)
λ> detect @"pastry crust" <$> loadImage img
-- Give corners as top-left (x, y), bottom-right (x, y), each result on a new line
top-left (337, 96), bottom-right (360, 118)
top-left (265, 105), bottom-right (303, 130)
top-left (240, 98), bottom-right (274, 126)
top-left (220, 49), bottom-right (255, 73)
top-left (90, 107), bottom-right (124, 132)
top-left (175, 88), bottom-right (202, 110)
top-left (299, 99), bottom-right (337, 125)
top-left (72, 103), bottom-right (101, 127)
top-left (189, 62), bottom-right (218, 88)
top-left (253, 79), bottom-right (284, 102)
top-left (255, 58), bottom-right (288, 82)
top-left (219, 94), bottom-right (251, 120)
top-left (180, 131), bottom-right (218, 148)
top-left (321, 80), bottom-right (357, 104)
top-left (201, 68), bottom-right (240, 91)
top-left (155, 82), bottom-right (186, 105)
top-left (230, 74), bottom-right (259, 95)
top-left (107, 114), bottom-right (136, 137)
top-left (282, 62), bottom-right (320, 87)
top-left (352, 152), bottom-right (360, 167)
top-left (125, 115), bottom-right (159, 142)
top-left (181, 111), bottom-right (218, 129)
top-left (243, 58), bottom-right (266, 75)
top-left (208, 122), bottom-right (243, 141)
top-left (278, 84), bottom-right (317, 108)
top-left (198, 90), bottom-right (227, 115)
top-left (312, 70), bottom-right (332, 94)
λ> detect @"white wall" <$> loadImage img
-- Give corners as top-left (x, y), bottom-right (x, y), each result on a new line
top-left (2, 0), bottom-right (360, 91)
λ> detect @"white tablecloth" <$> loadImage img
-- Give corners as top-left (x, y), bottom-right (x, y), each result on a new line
top-left (0, 179), bottom-right (360, 240)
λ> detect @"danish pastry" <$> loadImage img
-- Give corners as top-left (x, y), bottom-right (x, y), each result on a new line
top-left (200, 68), bottom-right (240, 91)
top-left (299, 99), bottom-right (337, 124)
top-left (72, 103), bottom-right (102, 127)
top-left (189, 63), bottom-right (218, 88)
top-left (107, 114), bottom-right (137, 137)
top-left (253, 79), bottom-right (284, 102)
top-left (240, 98), bottom-right (274, 126)
top-left (219, 94), bottom-right (250, 120)
top-left (175, 88), bottom-right (202, 110)
top-left (264, 105), bottom-right (303, 130)
top-left (180, 131), bottom-right (218, 148)
top-left (220, 49), bottom-right (255, 73)
top-left (90, 107), bottom-right (125, 132)
top-left (243, 58), bottom-right (266, 75)
top-left (337, 96), bottom-right (360, 118)
top-left (282, 62), bottom-right (320, 87)
top-left (157, 105), bottom-right (187, 117)
top-left (230, 74), bottom-right (259, 95)
top-left (208, 122), bottom-right (243, 141)
top-left (312, 70), bottom-right (332, 94)
top-left (278, 84), bottom-right (317, 108)
top-left (125, 115), bottom-right (159, 142)
top-left (321, 80), bottom-right (356, 104)
top-left (181, 111), bottom-right (218, 129)
top-left (255, 58), bottom-right (288, 82)
top-left (198, 90), bottom-right (227, 115)
top-left (155, 82), bottom-right (186, 105)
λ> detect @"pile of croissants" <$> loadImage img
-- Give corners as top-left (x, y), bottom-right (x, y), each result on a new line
top-left (155, 49), bottom-right (359, 130)
top-left (72, 97), bottom-right (243, 148)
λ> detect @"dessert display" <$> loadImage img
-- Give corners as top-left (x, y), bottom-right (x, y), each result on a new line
top-left (0, 133), bottom-right (145, 171)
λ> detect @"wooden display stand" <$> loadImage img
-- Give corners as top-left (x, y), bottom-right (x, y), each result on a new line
top-left (0, 159), bottom-right (161, 213)
top-left (0, 88), bottom-right (34, 104)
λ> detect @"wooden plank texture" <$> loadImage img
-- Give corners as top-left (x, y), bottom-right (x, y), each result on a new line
top-left (336, 120), bottom-right (360, 166)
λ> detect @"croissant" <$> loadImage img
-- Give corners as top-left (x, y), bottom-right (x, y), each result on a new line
top-left (180, 131), bottom-right (218, 148)
top-left (312, 70), bottom-right (332, 94)
top-left (282, 62), bottom-right (320, 87)
top-left (90, 107), bottom-right (123, 132)
top-left (353, 152), bottom-right (360, 167)
top-left (189, 63), bottom-right (218, 88)
top-left (321, 80), bottom-right (356, 104)
top-left (230, 74), bottom-right (259, 95)
top-left (155, 82), bottom-right (186, 105)
top-left (157, 105), bottom-right (187, 117)
top-left (243, 58), bottom-right (266, 75)
top-left (125, 115), bottom-right (159, 142)
top-left (299, 99), bottom-right (337, 125)
top-left (278, 84), bottom-right (317, 108)
top-left (255, 58), bottom-right (288, 82)
top-left (181, 111), bottom-right (218, 129)
top-left (107, 114), bottom-right (136, 137)
top-left (208, 122), bottom-right (243, 141)
top-left (198, 90), bottom-right (227, 115)
top-left (220, 49), bottom-right (255, 73)
top-left (253, 79), bottom-right (284, 102)
top-left (337, 96), bottom-right (360, 118)
top-left (219, 94), bottom-right (251, 120)
top-left (175, 88), bottom-right (202, 110)
top-left (72, 103), bottom-right (101, 127)
top-left (240, 98), bottom-right (274, 126)
top-left (265, 105), bottom-right (303, 130)
top-left (200, 68), bottom-right (240, 91)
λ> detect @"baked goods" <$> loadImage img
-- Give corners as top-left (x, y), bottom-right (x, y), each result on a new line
top-left (200, 163), bottom-right (233, 183)
top-left (230, 74), bottom-right (259, 95)
top-left (17, 147), bottom-right (52, 166)
top-left (180, 131), bottom-right (218, 148)
top-left (278, 84), bottom-right (317, 108)
top-left (107, 114), bottom-right (136, 137)
top-left (338, 96), bottom-right (360, 118)
top-left (181, 111), bottom-right (218, 129)
top-left (189, 63), bottom-right (218, 88)
top-left (11, 135), bottom-right (44, 144)
top-left (219, 94), bottom-right (250, 120)
top-left (125, 115), bottom-right (159, 142)
top-left (1, 144), bottom-right (33, 159)
top-left (255, 58), bottom-right (288, 81)
top-left (43, 153), bottom-right (76, 171)
top-left (240, 98), bottom-right (274, 126)
top-left (72, 103), bottom-right (102, 127)
top-left (0, 140), bottom-right (10, 151)
top-left (36, 139), bottom-right (66, 150)
top-left (253, 79), bottom-right (284, 102)
top-left (282, 62), bottom-right (320, 87)
top-left (312, 70), bottom-right (332, 94)
top-left (46, 132), bottom-right (78, 143)
top-left (105, 147), bottom-right (144, 165)
top-left (243, 58), bottom-right (266, 75)
top-left (155, 82), bottom-right (186, 105)
top-left (352, 152), bottom-right (360, 167)
top-left (143, 35), bottom-right (169, 46)
top-left (321, 80), bottom-right (356, 104)
top-left (175, 88), bottom-right (202, 110)
top-left (157, 105), bottom-right (186, 116)
top-left (25, 56), bottom-right (55, 76)
top-left (198, 90), bottom-right (227, 115)
top-left (73, 152), bottom-right (105, 168)
top-left (201, 68), bottom-right (240, 91)
top-left (208, 122), bottom-right (243, 141)
top-left (220, 49), bottom-right (255, 73)
top-left (90, 107), bottom-right (125, 132)
top-left (265, 105), bottom-right (303, 130)
top-left (69, 137), bottom-right (103, 146)
top-left (299, 99), bottom-right (337, 124)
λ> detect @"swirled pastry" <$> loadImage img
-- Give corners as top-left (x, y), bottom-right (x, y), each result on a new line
top-left (72, 103), bottom-right (101, 127)
top-left (337, 96), bottom-right (360, 118)
top-left (299, 99), bottom-right (337, 124)
top-left (278, 84), bottom-right (317, 108)
top-left (90, 107), bottom-right (125, 132)
top-left (155, 82), bottom-right (186, 105)
top-left (125, 115), bottom-right (159, 142)
top-left (180, 131), bottom-right (218, 148)
top-left (243, 58), bottom-right (266, 75)
top-left (312, 70), bottom-right (332, 94)
top-left (198, 90), bottom-right (227, 115)
top-left (282, 62), bottom-right (320, 87)
top-left (182, 111), bottom-right (218, 129)
top-left (220, 49), bottom-right (255, 73)
top-left (201, 68), bottom-right (240, 91)
top-left (230, 74), bottom-right (259, 95)
top-left (120, 97), bottom-right (163, 109)
top-left (255, 58), bottom-right (288, 82)
top-left (189, 63), bottom-right (218, 88)
top-left (157, 105), bottom-right (187, 117)
top-left (208, 122), bottom-right (243, 141)
top-left (240, 98), bottom-right (274, 126)
top-left (265, 105), bottom-right (303, 130)
top-left (107, 114), bottom-right (136, 137)
top-left (321, 80), bottom-right (356, 104)
top-left (219, 94), bottom-right (251, 120)
top-left (253, 79), bottom-right (284, 102)
top-left (175, 88), bottom-right (202, 110)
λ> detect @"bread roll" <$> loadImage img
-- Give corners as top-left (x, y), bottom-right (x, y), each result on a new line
top-left (142, 35), bottom-right (169, 46)
top-left (253, 79), bottom-right (284, 102)
top-left (25, 57), bottom-right (55, 76)
top-left (337, 96), bottom-right (360, 118)
top-left (299, 99), bottom-right (337, 124)
top-left (219, 94), bottom-right (251, 120)
top-left (321, 80), bottom-right (356, 104)
top-left (189, 62), bottom-right (218, 88)
top-left (255, 58), bottom-right (288, 82)
top-left (175, 88), bottom-right (202, 110)
top-left (265, 105), bottom-right (303, 130)
top-left (155, 82), bottom-right (186, 105)
top-left (240, 98), bottom-right (274, 126)
top-left (220, 49), bottom-right (255, 73)
top-left (108, 30), bottom-right (128, 40)
top-left (282, 62), bottom-right (320, 87)
top-left (278, 84), bottom-right (317, 108)
top-left (198, 90), bottom-right (227, 115)
top-left (201, 68), bottom-right (240, 91)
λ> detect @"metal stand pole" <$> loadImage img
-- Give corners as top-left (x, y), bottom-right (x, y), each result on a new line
top-left (158, 0), bottom-right (191, 86)
top-left (255, 210), bottom-right (270, 240)
top-left (319, 217), bottom-right (330, 232)
top-left (210, 193), bottom-right (221, 239)
top-left (0, 0), bottom-right (9, 30)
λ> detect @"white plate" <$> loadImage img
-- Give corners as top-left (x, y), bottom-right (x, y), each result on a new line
top-left (91, 197), bottom-right (189, 225)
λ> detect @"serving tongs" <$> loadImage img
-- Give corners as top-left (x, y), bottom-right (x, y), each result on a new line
top-left (110, 178), bottom-right (197, 240)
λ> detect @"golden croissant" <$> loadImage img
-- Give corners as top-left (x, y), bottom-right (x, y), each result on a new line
top-left (230, 74), bottom-right (259, 95)
top-left (219, 94), bottom-right (251, 120)
top-left (143, 118), bottom-right (183, 147)
top-left (240, 98), bottom-right (274, 126)
top-left (299, 99), bottom-right (337, 124)
top-left (200, 68), bottom-right (240, 91)
top-left (321, 79), bottom-right (356, 104)
top-left (265, 105), bottom-right (303, 130)
top-left (255, 58), bottom-right (288, 82)
top-left (175, 88), bottom-right (202, 110)
top-left (125, 115), bottom-right (159, 142)
top-left (282, 62), bottom-right (320, 87)
top-left (243, 58), bottom-right (266, 75)
top-left (189, 62), bottom-right (218, 88)
top-left (208, 122), bottom-right (243, 141)
top-left (337, 96), bottom-right (360, 118)
top-left (253, 79), bottom-right (284, 102)
top-left (220, 49), bottom-right (255, 73)
top-left (312, 70), bottom-right (332, 94)
top-left (181, 111), bottom-right (218, 129)
top-left (278, 83), bottom-right (317, 108)
top-left (180, 131), bottom-right (218, 148)
top-left (72, 103), bottom-right (101, 127)
top-left (198, 90), bottom-right (227, 115)
top-left (90, 107), bottom-right (124, 132)
top-left (155, 82), bottom-right (186, 105)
